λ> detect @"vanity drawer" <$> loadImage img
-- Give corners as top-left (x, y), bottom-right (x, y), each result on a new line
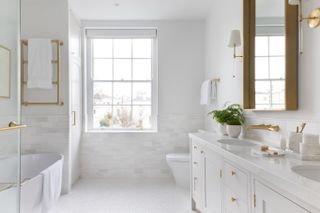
top-left (223, 162), bottom-right (248, 200)
top-left (224, 186), bottom-right (248, 213)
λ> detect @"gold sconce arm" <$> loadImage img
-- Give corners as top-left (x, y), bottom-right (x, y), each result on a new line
top-left (233, 44), bottom-right (243, 59)
top-left (247, 124), bottom-right (280, 132)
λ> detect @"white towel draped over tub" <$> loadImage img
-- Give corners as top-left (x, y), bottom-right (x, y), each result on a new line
top-left (200, 79), bottom-right (217, 105)
top-left (40, 157), bottom-right (63, 213)
top-left (27, 39), bottom-right (53, 89)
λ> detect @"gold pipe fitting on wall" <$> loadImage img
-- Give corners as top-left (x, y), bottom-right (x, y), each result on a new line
top-left (246, 124), bottom-right (280, 132)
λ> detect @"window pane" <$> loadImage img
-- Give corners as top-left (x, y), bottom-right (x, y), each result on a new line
top-left (93, 39), bottom-right (112, 58)
top-left (255, 105), bottom-right (271, 110)
top-left (133, 83), bottom-right (151, 105)
top-left (256, 93), bottom-right (270, 105)
top-left (271, 81), bottom-right (285, 104)
top-left (255, 81), bottom-right (270, 94)
top-left (113, 106), bottom-right (132, 128)
top-left (269, 36), bottom-right (285, 56)
top-left (133, 59), bottom-right (152, 80)
top-left (255, 57), bottom-right (269, 79)
top-left (93, 106), bottom-right (112, 128)
top-left (271, 105), bottom-right (285, 110)
top-left (114, 59), bottom-right (131, 80)
top-left (93, 83), bottom-right (112, 105)
top-left (113, 82), bottom-right (131, 105)
top-left (93, 59), bottom-right (112, 80)
top-left (133, 39), bottom-right (152, 58)
top-left (270, 57), bottom-right (285, 79)
top-left (255, 36), bottom-right (269, 56)
top-left (114, 39), bottom-right (131, 58)
top-left (132, 106), bottom-right (151, 129)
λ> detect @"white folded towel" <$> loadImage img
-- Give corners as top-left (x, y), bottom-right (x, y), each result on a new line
top-left (27, 39), bottom-right (53, 89)
top-left (41, 159), bottom-right (63, 213)
top-left (200, 79), bottom-right (217, 105)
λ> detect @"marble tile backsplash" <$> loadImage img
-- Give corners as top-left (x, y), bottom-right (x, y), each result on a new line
top-left (81, 114), bottom-right (204, 178)
top-left (244, 115), bottom-right (320, 147)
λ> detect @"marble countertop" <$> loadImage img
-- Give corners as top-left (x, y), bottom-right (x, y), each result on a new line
top-left (189, 132), bottom-right (320, 211)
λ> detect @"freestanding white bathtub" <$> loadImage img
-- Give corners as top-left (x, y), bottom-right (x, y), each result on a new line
top-left (0, 153), bottom-right (64, 213)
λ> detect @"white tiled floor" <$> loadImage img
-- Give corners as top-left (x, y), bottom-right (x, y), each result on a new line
top-left (50, 178), bottom-right (192, 213)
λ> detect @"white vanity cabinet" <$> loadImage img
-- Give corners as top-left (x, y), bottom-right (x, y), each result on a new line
top-left (222, 162), bottom-right (249, 213)
top-left (190, 135), bottom-right (316, 213)
top-left (191, 141), bottom-right (222, 213)
top-left (254, 181), bottom-right (310, 213)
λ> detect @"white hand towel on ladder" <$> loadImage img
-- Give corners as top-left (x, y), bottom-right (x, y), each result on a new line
top-left (27, 39), bottom-right (53, 89)
top-left (200, 79), bottom-right (217, 105)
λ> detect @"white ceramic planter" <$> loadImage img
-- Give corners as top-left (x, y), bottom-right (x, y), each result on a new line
top-left (226, 125), bottom-right (242, 138)
top-left (219, 123), bottom-right (228, 136)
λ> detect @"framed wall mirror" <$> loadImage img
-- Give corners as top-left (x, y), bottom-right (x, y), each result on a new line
top-left (0, 45), bottom-right (10, 98)
top-left (243, 0), bottom-right (299, 110)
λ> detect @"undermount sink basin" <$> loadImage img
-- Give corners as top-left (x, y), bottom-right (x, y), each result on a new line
top-left (292, 165), bottom-right (320, 182)
top-left (217, 139), bottom-right (255, 147)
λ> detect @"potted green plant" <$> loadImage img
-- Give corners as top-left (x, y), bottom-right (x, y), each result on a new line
top-left (208, 107), bottom-right (229, 135)
top-left (224, 104), bottom-right (245, 138)
top-left (209, 104), bottom-right (245, 137)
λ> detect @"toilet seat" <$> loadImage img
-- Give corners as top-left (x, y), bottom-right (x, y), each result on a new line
top-left (166, 153), bottom-right (190, 162)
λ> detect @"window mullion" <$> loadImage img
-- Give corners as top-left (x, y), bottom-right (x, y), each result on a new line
top-left (112, 39), bottom-right (114, 118)
top-left (131, 39), bottom-right (134, 123)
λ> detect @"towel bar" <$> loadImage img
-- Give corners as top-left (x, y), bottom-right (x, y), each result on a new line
top-left (21, 39), bottom-right (64, 106)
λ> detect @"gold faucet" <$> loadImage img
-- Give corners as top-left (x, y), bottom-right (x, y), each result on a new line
top-left (246, 124), bottom-right (280, 132)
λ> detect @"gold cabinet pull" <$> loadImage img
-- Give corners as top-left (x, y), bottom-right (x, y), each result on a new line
top-left (0, 121), bottom-right (27, 132)
top-left (231, 171), bottom-right (236, 176)
top-left (231, 197), bottom-right (237, 202)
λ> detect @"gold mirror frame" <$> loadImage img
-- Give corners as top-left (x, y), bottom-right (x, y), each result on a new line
top-left (243, 0), bottom-right (299, 111)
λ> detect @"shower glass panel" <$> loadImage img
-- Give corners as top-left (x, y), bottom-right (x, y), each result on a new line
top-left (0, 0), bottom-right (22, 213)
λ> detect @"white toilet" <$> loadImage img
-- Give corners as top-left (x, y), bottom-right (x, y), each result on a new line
top-left (166, 153), bottom-right (190, 188)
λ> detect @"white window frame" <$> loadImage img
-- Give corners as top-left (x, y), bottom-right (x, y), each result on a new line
top-left (84, 28), bottom-right (158, 133)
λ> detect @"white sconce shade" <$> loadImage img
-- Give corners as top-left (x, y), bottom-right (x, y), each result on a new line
top-left (288, 0), bottom-right (300, 5)
top-left (228, 30), bottom-right (241, 48)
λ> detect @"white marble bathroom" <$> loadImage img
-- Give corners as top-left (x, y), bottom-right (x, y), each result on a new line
top-left (1, 0), bottom-right (320, 212)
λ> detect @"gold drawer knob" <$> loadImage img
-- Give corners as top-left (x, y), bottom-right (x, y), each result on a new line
top-left (231, 197), bottom-right (237, 202)
top-left (193, 162), bottom-right (198, 165)
top-left (231, 171), bottom-right (236, 176)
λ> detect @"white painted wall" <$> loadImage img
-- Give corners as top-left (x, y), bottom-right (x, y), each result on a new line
top-left (21, 0), bottom-right (71, 193)
top-left (81, 20), bottom-right (205, 178)
top-left (205, 0), bottom-right (320, 146)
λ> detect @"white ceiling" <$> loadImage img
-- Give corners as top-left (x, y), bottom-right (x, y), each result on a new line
top-left (69, 0), bottom-right (213, 20)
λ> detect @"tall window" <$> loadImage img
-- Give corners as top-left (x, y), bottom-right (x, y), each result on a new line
top-left (255, 35), bottom-right (285, 110)
top-left (86, 29), bottom-right (157, 131)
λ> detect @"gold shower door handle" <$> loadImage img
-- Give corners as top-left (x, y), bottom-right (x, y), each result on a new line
top-left (72, 111), bottom-right (76, 126)
top-left (0, 121), bottom-right (27, 132)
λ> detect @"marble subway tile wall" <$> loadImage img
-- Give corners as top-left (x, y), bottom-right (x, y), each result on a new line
top-left (21, 115), bottom-right (70, 192)
top-left (81, 114), bottom-right (203, 178)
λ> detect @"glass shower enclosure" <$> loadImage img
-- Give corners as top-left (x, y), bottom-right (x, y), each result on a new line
top-left (0, 0), bottom-right (22, 212)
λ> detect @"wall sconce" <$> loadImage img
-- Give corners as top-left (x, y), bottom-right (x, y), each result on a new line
top-left (289, 0), bottom-right (320, 54)
top-left (228, 30), bottom-right (243, 59)
top-left (289, 0), bottom-right (320, 28)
